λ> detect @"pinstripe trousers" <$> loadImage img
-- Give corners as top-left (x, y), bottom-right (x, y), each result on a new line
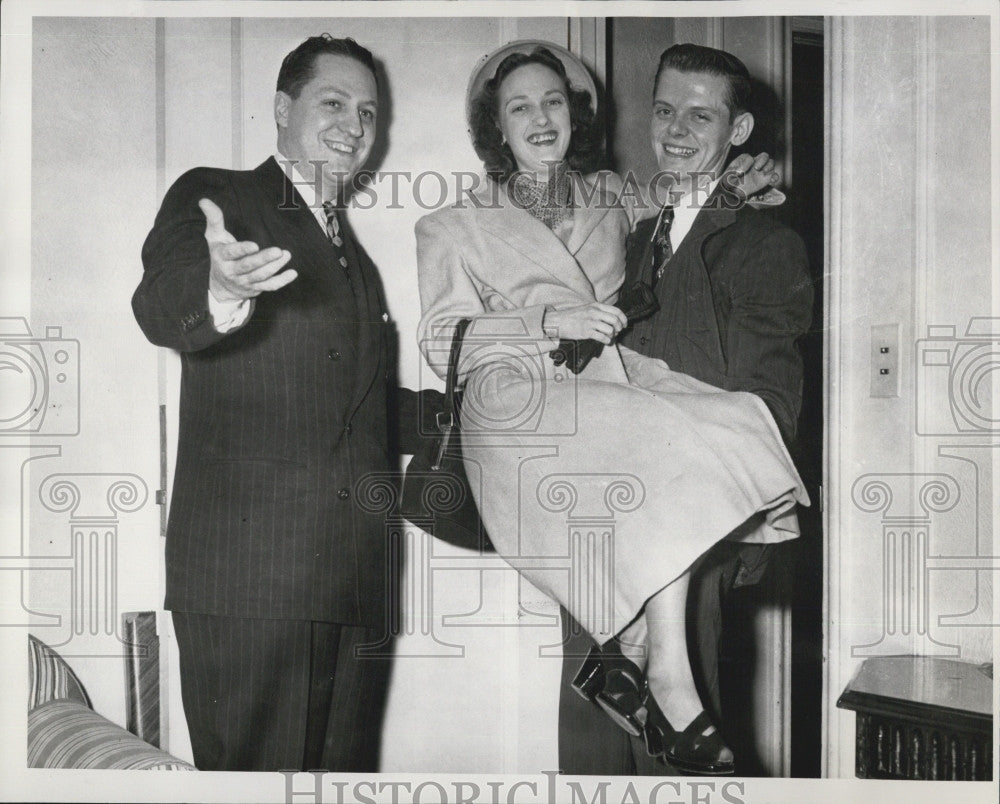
top-left (172, 612), bottom-right (391, 772)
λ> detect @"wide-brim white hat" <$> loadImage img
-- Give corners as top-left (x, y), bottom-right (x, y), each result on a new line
top-left (465, 39), bottom-right (598, 129)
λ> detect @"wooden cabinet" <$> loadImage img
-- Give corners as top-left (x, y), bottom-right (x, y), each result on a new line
top-left (837, 657), bottom-right (993, 780)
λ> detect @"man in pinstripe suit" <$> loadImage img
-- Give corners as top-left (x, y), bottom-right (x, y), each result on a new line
top-left (133, 35), bottom-right (395, 771)
top-left (558, 43), bottom-right (813, 774)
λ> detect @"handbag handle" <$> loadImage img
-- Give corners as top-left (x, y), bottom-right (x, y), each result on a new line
top-left (445, 318), bottom-right (472, 416)
top-left (433, 317), bottom-right (472, 470)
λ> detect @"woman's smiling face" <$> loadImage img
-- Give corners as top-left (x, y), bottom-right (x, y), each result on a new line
top-left (496, 62), bottom-right (572, 177)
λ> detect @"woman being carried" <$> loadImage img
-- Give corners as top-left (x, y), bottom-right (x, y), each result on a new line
top-left (415, 41), bottom-right (807, 775)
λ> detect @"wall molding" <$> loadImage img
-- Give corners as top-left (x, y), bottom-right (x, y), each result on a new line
top-left (708, 17), bottom-right (724, 50)
top-left (914, 17), bottom-right (935, 486)
top-left (568, 17), bottom-right (606, 87)
top-left (822, 13), bottom-right (847, 779)
top-left (230, 17), bottom-right (243, 171)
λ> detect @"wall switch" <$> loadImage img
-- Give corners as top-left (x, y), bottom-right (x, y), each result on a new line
top-left (870, 323), bottom-right (900, 398)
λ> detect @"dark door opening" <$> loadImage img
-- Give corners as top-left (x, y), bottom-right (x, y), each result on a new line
top-left (787, 27), bottom-right (825, 779)
top-left (715, 23), bottom-right (826, 779)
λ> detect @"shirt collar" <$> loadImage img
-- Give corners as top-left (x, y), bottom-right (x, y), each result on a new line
top-left (670, 175), bottom-right (721, 213)
top-left (664, 176), bottom-right (721, 251)
top-left (273, 152), bottom-right (326, 229)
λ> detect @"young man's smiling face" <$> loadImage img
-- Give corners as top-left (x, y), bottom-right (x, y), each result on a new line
top-left (650, 67), bottom-right (753, 194)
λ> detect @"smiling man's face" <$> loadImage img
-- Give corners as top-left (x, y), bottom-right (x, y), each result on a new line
top-left (275, 52), bottom-right (378, 201)
top-left (650, 66), bottom-right (752, 195)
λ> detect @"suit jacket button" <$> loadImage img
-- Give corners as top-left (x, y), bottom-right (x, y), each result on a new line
top-left (344, 423), bottom-right (352, 435)
top-left (328, 349), bottom-right (341, 361)
top-left (640, 336), bottom-right (649, 345)
top-left (337, 488), bottom-right (350, 500)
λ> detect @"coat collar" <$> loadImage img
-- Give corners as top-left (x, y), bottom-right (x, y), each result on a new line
top-left (466, 173), bottom-right (618, 299)
top-left (679, 180), bottom-right (742, 252)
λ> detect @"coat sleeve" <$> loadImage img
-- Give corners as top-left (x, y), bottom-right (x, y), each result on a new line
top-left (723, 226), bottom-right (813, 443)
top-left (415, 213), bottom-right (558, 385)
top-left (132, 168), bottom-right (254, 352)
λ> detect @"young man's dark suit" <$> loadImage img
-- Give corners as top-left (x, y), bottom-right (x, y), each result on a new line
top-left (133, 156), bottom-right (394, 771)
top-left (558, 183), bottom-right (813, 774)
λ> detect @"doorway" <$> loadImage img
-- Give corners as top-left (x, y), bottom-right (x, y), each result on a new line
top-left (606, 16), bottom-right (826, 777)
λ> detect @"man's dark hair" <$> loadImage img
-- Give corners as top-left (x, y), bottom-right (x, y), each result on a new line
top-left (655, 43), bottom-right (752, 119)
top-left (277, 34), bottom-right (377, 98)
top-left (469, 46), bottom-right (604, 183)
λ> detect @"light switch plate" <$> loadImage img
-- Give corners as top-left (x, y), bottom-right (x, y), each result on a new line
top-left (871, 323), bottom-right (900, 398)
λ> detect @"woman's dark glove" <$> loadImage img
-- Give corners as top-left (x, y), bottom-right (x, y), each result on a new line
top-left (550, 338), bottom-right (603, 374)
top-left (550, 282), bottom-right (660, 375)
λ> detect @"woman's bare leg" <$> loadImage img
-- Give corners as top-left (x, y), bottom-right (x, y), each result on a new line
top-left (614, 614), bottom-right (647, 670)
top-left (644, 569), bottom-right (731, 766)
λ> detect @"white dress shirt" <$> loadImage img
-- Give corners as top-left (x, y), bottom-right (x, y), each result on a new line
top-left (666, 176), bottom-right (721, 253)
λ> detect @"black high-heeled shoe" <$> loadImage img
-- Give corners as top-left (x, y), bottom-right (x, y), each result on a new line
top-left (642, 683), bottom-right (735, 776)
top-left (571, 644), bottom-right (646, 737)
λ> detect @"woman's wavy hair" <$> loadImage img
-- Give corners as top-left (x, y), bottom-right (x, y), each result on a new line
top-left (469, 46), bottom-right (605, 183)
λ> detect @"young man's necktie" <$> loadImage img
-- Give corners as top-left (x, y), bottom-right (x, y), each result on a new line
top-left (651, 205), bottom-right (675, 284)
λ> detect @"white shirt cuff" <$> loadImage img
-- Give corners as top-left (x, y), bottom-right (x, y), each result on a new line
top-left (207, 291), bottom-right (251, 333)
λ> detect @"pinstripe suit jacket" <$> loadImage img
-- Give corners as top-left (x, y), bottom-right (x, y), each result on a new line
top-left (134, 157), bottom-right (392, 626)
top-left (620, 186), bottom-right (813, 445)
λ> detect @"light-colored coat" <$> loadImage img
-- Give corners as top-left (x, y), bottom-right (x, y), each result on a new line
top-left (416, 173), bottom-right (805, 641)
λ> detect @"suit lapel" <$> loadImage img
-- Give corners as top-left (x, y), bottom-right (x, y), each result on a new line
top-left (665, 186), bottom-right (742, 372)
top-left (634, 185), bottom-right (742, 374)
top-left (677, 186), bottom-right (739, 262)
top-left (647, 181), bottom-right (741, 288)
top-left (257, 159), bottom-right (361, 313)
top-left (258, 159), bottom-right (336, 283)
top-left (256, 159), bottom-right (377, 416)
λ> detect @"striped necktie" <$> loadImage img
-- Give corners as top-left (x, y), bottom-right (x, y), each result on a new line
top-left (322, 201), bottom-right (350, 275)
top-left (651, 204), bottom-right (675, 284)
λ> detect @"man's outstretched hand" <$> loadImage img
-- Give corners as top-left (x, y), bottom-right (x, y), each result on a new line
top-left (200, 198), bottom-right (297, 302)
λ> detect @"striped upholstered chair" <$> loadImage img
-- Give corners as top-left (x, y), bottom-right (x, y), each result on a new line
top-left (27, 635), bottom-right (194, 770)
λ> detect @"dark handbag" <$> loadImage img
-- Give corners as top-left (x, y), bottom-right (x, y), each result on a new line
top-left (401, 318), bottom-right (493, 552)
top-left (550, 280), bottom-right (661, 374)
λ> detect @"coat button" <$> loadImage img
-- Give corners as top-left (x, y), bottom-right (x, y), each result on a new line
top-left (328, 349), bottom-right (341, 361)
top-left (640, 336), bottom-right (649, 345)
top-left (344, 423), bottom-right (352, 435)
top-left (337, 488), bottom-right (350, 500)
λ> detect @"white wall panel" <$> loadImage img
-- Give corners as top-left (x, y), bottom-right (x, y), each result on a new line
top-left (825, 14), bottom-right (994, 778)
top-left (29, 16), bottom-right (162, 731)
